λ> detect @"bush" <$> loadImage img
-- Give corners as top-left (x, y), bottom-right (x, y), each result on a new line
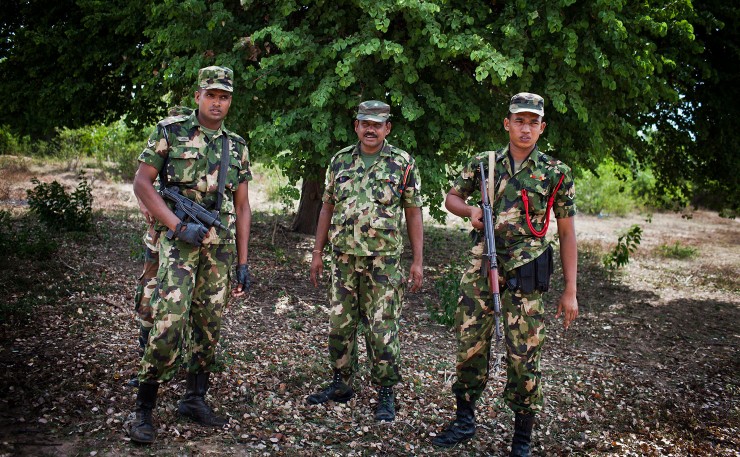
top-left (656, 241), bottom-right (698, 259)
top-left (26, 174), bottom-right (94, 232)
top-left (577, 159), bottom-right (644, 216)
top-left (603, 224), bottom-right (643, 273)
top-left (427, 262), bottom-right (463, 327)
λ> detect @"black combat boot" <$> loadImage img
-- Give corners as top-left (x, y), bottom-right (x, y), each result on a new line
top-left (128, 327), bottom-right (150, 387)
top-left (306, 371), bottom-right (355, 404)
top-left (509, 412), bottom-right (535, 457)
top-left (374, 386), bottom-right (395, 422)
top-left (432, 396), bottom-right (476, 447)
top-left (177, 372), bottom-right (229, 426)
top-left (129, 381), bottom-right (159, 444)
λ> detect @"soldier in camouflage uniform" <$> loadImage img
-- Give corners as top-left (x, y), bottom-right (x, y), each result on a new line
top-left (307, 100), bottom-right (424, 422)
top-left (433, 93), bottom-right (578, 456)
top-left (128, 66), bottom-right (253, 445)
top-left (127, 106), bottom-right (195, 388)
top-left (127, 198), bottom-right (159, 388)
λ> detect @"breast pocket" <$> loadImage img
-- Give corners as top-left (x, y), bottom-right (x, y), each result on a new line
top-left (166, 147), bottom-right (203, 184)
top-left (372, 173), bottom-right (400, 205)
top-left (522, 183), bottom-right (549, 217)
top-left (334, 170), bottom-right (354, 203)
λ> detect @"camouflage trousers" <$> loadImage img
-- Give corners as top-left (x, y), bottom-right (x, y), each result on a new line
top-left (133, 225), bottom-right (160, 333)
top-left (139, 235), bottom-right (235, 383)
top-left (328, 252), bottom-right (404, 387)
top-left (452, 258), bottom-right (546, 414)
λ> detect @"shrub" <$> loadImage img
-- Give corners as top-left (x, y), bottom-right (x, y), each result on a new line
top-left (577, 159), bottom-right (643, 216)
top-left (427, 262), bottom-right (463, 327)
top-left (657, 241), bottom-right (698, 259)
top-left (603, 224), bottom-right (643, 272)
top-left (26, 173), bottom-right (94, 232)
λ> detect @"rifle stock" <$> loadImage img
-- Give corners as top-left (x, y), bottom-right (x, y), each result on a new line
top-left (479, 162), bottom-right (502, 343)
top-left (161, 186), bottom-right (226, 240)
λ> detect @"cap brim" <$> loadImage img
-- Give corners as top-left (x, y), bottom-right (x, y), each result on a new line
top-left (202, 84), bottom-right (233, 93)
top-left (509, 107), bottom-right (544, 116)
top-left (356, 114), bottom-right (389, 122)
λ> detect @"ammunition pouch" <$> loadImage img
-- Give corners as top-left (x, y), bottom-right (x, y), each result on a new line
top-left (506, 245), bottom-right (553, 294)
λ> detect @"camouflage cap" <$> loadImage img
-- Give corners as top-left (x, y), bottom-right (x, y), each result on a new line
top-left (509, 92), bottom-right (544, 116)
top-left (198, 66), bottom-right (233, 92)
top-left (356, 100), bottom-right (391, 122)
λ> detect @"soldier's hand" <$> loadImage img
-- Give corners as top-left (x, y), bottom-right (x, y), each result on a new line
top-left (469, 206), bottom-right (484, 230)
top-left (555, 289), bottom-right (579, 330)
top-left (310, 251), bottom-right (324, 288)
top-left (407, 262), bottom-right (423, 293)
top-left (232, 264), bottom-right (251, 297)
top-left (175, 222), bottom-right (208, 246)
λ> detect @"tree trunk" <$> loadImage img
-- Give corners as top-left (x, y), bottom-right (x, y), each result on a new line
top-left (290, 178), bottom-right (323, 235)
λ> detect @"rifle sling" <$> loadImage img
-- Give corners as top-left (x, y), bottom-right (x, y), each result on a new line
top-left (487, 151), bottom-right (496, 205)
top-left (214, 135), bottom-right (229, 213)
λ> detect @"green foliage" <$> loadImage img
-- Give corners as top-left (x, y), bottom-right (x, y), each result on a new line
top-left (577, 159), bottom-right (643, 216)
top-left (427, 263), bottom-right (462, 327)
top-left (26, 174), bottom-right (94, 232)
top-left (645, 0), bottom-right (740, 216)
top-left (657, 241), bottom-right (698, 260)
top-left (0, 0), bottom-right (152, 137)
top-left (603, 224), bottom-right (643, 272)
top-left (55, 122), bottom-right (145, 178)
top-left (3, 0), bottom-right (738, 220)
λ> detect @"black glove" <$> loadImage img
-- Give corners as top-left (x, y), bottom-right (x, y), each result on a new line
top-left (235, 264), bottom-right (251, 292)
top-left (175, 221), bottom-right (208, 246)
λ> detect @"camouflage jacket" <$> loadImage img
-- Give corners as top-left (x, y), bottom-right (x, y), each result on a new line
top-left (322, 141), bottom-right (423, 256)
top-left (138, 110), bottom-right (251, 245)
top-left (452, 145), bottom-right (576, 272)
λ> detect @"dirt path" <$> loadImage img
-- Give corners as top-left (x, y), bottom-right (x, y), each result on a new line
top-left (0, 162), bottom-right (738, 456)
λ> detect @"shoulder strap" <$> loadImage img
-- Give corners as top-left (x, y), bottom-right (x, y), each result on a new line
top-left (487, 151), bottom-right (496, 205)
top-left (157, 124), bottom-right (172, 190)
top-left (214, 135), bottom-right (230, 212)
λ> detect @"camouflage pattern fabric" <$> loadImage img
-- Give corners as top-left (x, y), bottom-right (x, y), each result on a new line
top-left (328, 253), bottom-right (404, 387)
top-left (198, 66), bottom-right (233, 92)
top-left (452, 257), bottom-right (546, 414)
top-left (449, 145), bottom-right (575, 414)
top-left (138, 109), bottom-right (251, 245)
top-left (322, 141), bottom-right (422, 256)
top-left (139, 235), bottom-right (235, 382)
top-left (451, 145), bottom-right (576, 271)
top-left (134, 225), bottom-right (160, 331)
top-left (136, 110), bottom-right (250, 382)
top-left (509, 92), bottom-right (545, 116)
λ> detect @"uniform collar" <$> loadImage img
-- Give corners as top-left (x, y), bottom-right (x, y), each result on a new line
top-left (502, 144), bottom-right (541, 172)
top-left (191, 109), bottom-right (226, 138)
top-left (353, 140), bottom-right (391, 157)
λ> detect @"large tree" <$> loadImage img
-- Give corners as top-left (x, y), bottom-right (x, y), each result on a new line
top-left (2, 1), bottom-right (736, 224)
top-left (233, 0), bottom-right (712, 231)
top-left (0, 0), bottom-right (151, 137)
top-left (644, 0), bottom-right (739, 214)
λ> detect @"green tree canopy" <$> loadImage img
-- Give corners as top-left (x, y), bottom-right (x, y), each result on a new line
top-left (1, 0), bottom-right (736, 222)
top-left (0, 0), bottom-right (149, 136)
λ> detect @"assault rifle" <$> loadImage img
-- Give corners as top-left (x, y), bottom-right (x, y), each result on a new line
top-left (161, 186), bottom-right (226, 240)
top-left (479, 162), bottom-right (502, 343)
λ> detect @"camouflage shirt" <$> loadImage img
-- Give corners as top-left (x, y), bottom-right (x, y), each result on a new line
top-left (323, 141), bottom-right (423, 256)
top-left (138, 110), bottom-right (252, 245)
top-left (452, 145), bottom-right (576, 272)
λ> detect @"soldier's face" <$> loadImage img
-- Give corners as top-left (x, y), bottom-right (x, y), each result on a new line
top-left (354, 119), bottom-right (391, 154)
top-left (195, 89), bottom-right (232, 129)
top-left (504, 112), bottom-right (545, 152)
